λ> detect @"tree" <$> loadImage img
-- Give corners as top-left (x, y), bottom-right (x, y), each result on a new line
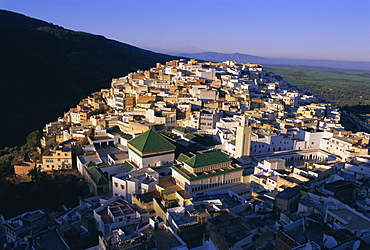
top-left (28, 166), bottom-right (49, 183)
top-left (26, 130), bottom-right (41, 149)
top-left (0, 156), bottom-right (12, 178)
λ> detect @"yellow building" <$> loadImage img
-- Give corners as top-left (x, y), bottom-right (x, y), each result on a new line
top-left (41, 145), bottom-right (73, 172)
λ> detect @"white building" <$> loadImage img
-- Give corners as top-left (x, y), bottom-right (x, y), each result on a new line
top-left (250, 132), bottom-right (294, 155)
top-left (112, 168), bottom-right (159, 203)
top-left (342, 157), bottom-right (370, 178)
top-left (93, 196), bottom-right (148, 235)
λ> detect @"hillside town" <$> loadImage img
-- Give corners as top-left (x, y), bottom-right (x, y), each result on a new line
top-left (2, 59), bottom-right (370, 250)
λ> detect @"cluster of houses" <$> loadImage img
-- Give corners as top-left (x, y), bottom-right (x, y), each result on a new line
top-left (3, 59), bottom-right (370, 249)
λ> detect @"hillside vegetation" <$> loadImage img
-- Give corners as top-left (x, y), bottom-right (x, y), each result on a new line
top-left (0, 10), bottom-right (177, 148)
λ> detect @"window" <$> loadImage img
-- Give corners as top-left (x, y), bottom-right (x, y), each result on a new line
top-left (121, 185), bottom-right (125, 189)
top-left (114, 182), bottom-right (118, 187)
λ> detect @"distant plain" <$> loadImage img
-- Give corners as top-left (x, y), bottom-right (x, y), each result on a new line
top-left (264, 65), bottom-right (370, 111)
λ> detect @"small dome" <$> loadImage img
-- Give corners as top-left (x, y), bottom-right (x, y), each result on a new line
top-left (95, 125), bottom-right (105, 131)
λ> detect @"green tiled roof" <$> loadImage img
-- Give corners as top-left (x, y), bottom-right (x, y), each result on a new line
top-left (177, 153), bottom-right (191, 162)
top-left (86, 161), bottom-right (96, 167)
top-left (184, 150), bottom-right (231, 168)
top-left (128, 129), bottom-right (175, 153)
top-left (171, 164), bottom-right (242, 181)
top-left (86, 166), bottom-right (108, 185)
top-left (173, 126), bottom-right (191, 134)
top-left (122, 161), bottom-right (134, 172)
top-left (184, 134), bottom-right (196, 140)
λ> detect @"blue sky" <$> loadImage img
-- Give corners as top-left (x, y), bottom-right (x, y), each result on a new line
top-left (1, 0), bottom-right (370, 61)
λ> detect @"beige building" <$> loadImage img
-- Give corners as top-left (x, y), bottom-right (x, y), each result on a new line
top-left (321, 136), bottom-right (369, 161)
top-left (293, 163), bottom-right (332, 182)
top-left (41, 145), bottom-right (73, 172)
top-left (235, 115), bottom-right (252, 158)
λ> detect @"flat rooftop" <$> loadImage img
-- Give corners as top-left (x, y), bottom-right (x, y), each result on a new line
top-left (157, 176), bottom-right (183, 191)
top-left (209, 211), bottom-right (253, 247)
top-left (328, 207), bottom-right (370, 231)
top-left (142, 226), bottom-right (184, 249)
top-left (266, 158), bottom-right (285, 163)
top-left (195, 191), bottom-right (245, 208)
top-left (284, 220), bottom-right (328, 245)
top-left (135, 190), bottom-right (161, 203)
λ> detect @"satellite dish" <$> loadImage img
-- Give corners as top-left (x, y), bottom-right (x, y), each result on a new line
top-left (304, 242), bottom-right (313, 250)
top-left (324, 235), bottom-right (338, 248)
top-left (353, 240), bottom-right (361, 250)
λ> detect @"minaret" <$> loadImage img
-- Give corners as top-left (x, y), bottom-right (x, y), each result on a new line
top-left (235, 114), bottom-right (252, 158)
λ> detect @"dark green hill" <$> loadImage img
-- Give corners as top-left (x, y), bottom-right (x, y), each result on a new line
top-left (0, 10), bottom-right (177, 148)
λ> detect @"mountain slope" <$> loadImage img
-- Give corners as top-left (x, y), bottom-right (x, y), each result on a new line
top-left (0, 10), bottom-right (177, 148)
top-left (179, 52), bottom-right (370, 70)
top-left (177, 52), bottom-right (267, 64)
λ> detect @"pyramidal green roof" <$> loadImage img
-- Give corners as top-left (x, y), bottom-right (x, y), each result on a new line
top-left (128, 129), bottom-right (175, 153)
top-left (184, 150), bottom-right (231, 168)
top-left (173, 126), bottom-right (191, 134)
top-left (86, 166), bottom-right (108, 185)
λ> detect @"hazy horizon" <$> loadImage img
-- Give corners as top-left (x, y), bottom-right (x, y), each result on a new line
top-left (1, 0), bottom-right (370, 62)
